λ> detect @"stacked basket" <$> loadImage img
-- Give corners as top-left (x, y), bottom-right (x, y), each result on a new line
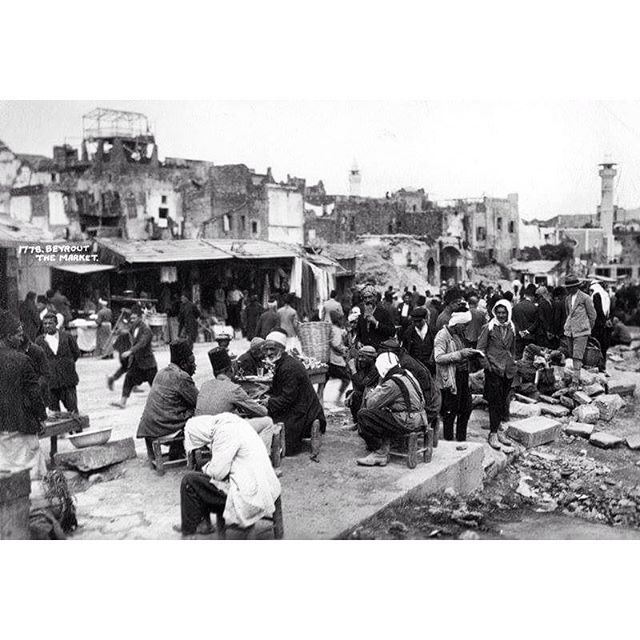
top-left (297, 321), bottom-right (332, 364)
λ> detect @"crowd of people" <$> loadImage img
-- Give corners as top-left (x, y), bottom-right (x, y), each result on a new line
top-left (0, 271), bottom-right (634, 539)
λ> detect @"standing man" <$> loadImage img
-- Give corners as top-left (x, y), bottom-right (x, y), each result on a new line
top-left (396, 291), bottom-right (414, 334)
top-left (48, 288), bottom-right (72, 328)
top-left (276, 293), bottom-right (300, 350)
top-left (256, 298), bottom-right (281, 339)
top-left (563, 275), bottom-right (596, 388)
top-left (356, 285), bottom-right (396, 349)
top-left (535, 286), bottom-right (554, 347)
top-left (111, 305), bottom-right (158, 409)
top-left (320, 290), bottom-right (344, 322)
top-left (0, 311), bottom-right (47, 480)
top-left (94, 298), bottom-right (113, 358)
top-left (227, 283), bottom-right (244, 333)
top-left (178, 292), bottom-right (200, 345)
top-left (512, 284), bottom-right (540, 358)
top-left (401, 307), bottom-right (434, 372)
top-left (36, 312), bottom-right (80, 414)
top-left (464, 296), bottom-right (488, 348)
top-left (435, 288), bottom-right (464, 331)
top-left (243, 295), bottom-right (264, 340)
top-left (590, 280), bottom-right (612, 370)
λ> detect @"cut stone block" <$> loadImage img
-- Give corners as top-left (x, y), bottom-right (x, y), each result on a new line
top-left (539, 394), bottom-right (559, 405)
top-left (572, 404), bottom-right (600, 424)
top-left (589, 432), bottom-right (624, 449)
top-left (572, 391), bottom-right (593, 405)
top-left (593, 394), bottom-right (625, 422)
top-left (607, 380), bottom-right (636, 397)
top-left (563, 421), bottom-right (595, 438)
top-left (583, 383), bottom-right (605, 397)
top-left (560, 396), bottom-right (576, 410)
top-left (553, 388), bottom-right (571, 399)
top-left (514, 393), bottom-right (538, 404)
top-left (626, 434), bottom-right (640, 450)
top-left (579, 370), bottom-right (597, 385)
top-left (54, 438), bottom-right (136, 473)
top-left (506, 416), bottom-right (561, 448)
top-left (509, 401), bottom-right (542, 419)
top-left (539, 403), bottom-right (570, 418)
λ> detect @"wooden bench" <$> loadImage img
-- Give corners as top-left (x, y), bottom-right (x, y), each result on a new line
top-left (389, 425), bottom-right (434, 469)
top-left (145, 433), bottom-right (187, 476)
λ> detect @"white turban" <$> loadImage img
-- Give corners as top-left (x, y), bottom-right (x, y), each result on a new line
top-left (375, 352), bottom-right (399, 378)
top-left (448, 310), bottom-right (472, 327)
top-left (265, 331), bottom-right (287, 348)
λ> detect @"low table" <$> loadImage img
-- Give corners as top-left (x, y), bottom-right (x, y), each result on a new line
top-left (40, 414), bottom-right (90, 463)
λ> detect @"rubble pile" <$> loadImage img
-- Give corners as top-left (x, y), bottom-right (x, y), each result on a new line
top-left (513, 449), bottom-right (640, 528)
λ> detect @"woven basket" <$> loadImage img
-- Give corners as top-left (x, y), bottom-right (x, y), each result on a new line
top-left (297, 321), bottom-right (332, 363)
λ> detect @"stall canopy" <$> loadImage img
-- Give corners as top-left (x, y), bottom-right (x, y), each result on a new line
top-left (97, 238), bottom-right (297, 264)
top-left (52, 264), bottom-right (116, 275)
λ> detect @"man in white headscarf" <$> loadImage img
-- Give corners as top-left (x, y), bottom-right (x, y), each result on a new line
top-left (355, 352), bottom-right (427, 467)
top-left (433, 303), bottom-right (478, 442)
top-left (176, 413), bottom-right (281, 537)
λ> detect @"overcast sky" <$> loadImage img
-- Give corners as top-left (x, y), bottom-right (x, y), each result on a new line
top-left (4, 100), bottom-right (640, 220)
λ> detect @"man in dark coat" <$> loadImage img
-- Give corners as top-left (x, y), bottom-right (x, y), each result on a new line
top-left (0, 311), bottom-right (48, 479)
top-left (356, 285), bottom-right (396, 349)
top-left (234, 337), bottom-right (265, 376)
top-left (178, 293), bottom-right (200, 345)
top-left (36, 312), bottom-right (80, 413)
top-left (535, 286), bottom-right (554, 347)
top-left (111, 305), bottom-right (158, 408)
top-left (137, 339), bottom-right (198, 440)
top-left (20, 332), bottom-right (49, 408)
top-left (401, 307), bottom-right (434, 373)
top-left (512, 284), bottom-right (540, 358)
top-left (242, 295), bottom-right (264, 340)
top-left (19, 291), bottom-right (41, 341)
top-left (48, 288), bottom-right (72, 327)
top-left (346, 345), bottom-right (379, 425)
top-left (264, 330), bottom-right (326, 456)
top-left (255, 299), bottom-right (281, 339)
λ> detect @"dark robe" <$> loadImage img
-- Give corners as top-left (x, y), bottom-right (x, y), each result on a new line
top-left (136, 364), bottom-right (198, 438)
top-left (267, 353), bottom-right (326, 456)
top-left (178, 301), bottom-right (200, 344)
top-left (19, 299), bottom-right (41, 341)
top-left (356, 304), bottom-right (396, 349)
top-left (255, 309), bottom-right (280, 339)
top-left (0, 346), bottom-right (46, 435)
top-left (235, 350), bottom-right (262, 376)
top-left (35, 331), bottom-right (80, 390)
top-left (243, 301), bottom-right (264, 340)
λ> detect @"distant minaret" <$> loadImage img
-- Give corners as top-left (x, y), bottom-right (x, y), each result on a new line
top-left (349, 160), bottom-right (361, 196)
top-left (598, 158), bottom-right (617, 260)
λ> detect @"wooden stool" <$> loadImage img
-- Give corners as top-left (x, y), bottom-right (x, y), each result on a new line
top-left (389, 426), bottom-right (434, 469)
top-left (145, 434), bottom-right (187, 476)
top-left (214, 496), bottom-right (284, 540)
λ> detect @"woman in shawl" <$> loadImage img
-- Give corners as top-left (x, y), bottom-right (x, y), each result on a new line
top-left (477, 300), bottom-right (516, 451)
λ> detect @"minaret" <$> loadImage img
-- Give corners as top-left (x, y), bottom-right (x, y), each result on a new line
top-left (349, 160), bottom-right (361, 196)
top-left (598, 159), bottom-right (617, 260)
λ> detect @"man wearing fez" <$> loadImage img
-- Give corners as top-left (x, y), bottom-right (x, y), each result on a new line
top-left (137, 339), bottom-right (198, 456)
top-left (264, 330), bottom-right (326, 456)
top-left (196, 347), bottom-right (274, 449)
top-left (36, 311), bottom-right (81, 414)
top-left (0, 311), bottom-right (47, 480)
top-left (111, 304), bottom-right (158, 409)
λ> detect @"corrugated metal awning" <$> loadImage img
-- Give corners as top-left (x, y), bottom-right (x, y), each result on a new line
top-left (52, 264), bottom-right (116, 275)
top-left (97, 238), bottom-right (233, 264)
top-left (97, 238), bottom-right (296, 264)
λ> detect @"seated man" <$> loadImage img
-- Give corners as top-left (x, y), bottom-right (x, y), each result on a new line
top-left (197, 347), bottom-right (273, 448)
top-left (177, 413), bottom-right (281, 538)
top-left (234, 337), bottom-right (265, 376)
top-left (610, 316), bottom-right (632, 346)
top-left (136, 339), bottom-right (198, 457)
top-left (264, 330), bottom-right (326, 456)
top-left (345, 345), bottom-right (379, 426)
top-left (356, 352), bottom-right (428, 467)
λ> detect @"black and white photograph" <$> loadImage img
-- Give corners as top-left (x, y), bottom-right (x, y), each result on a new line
top-left (2, 2), bottom-right (640, 638)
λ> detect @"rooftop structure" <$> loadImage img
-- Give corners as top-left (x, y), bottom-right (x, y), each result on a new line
top-left (82, 108), bottom-right (153, 142)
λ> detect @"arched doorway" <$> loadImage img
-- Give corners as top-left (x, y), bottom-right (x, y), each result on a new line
top-left (440, 246), bottom-right (461, 284)
top-left (427, 258), bottom-right (435, 285)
